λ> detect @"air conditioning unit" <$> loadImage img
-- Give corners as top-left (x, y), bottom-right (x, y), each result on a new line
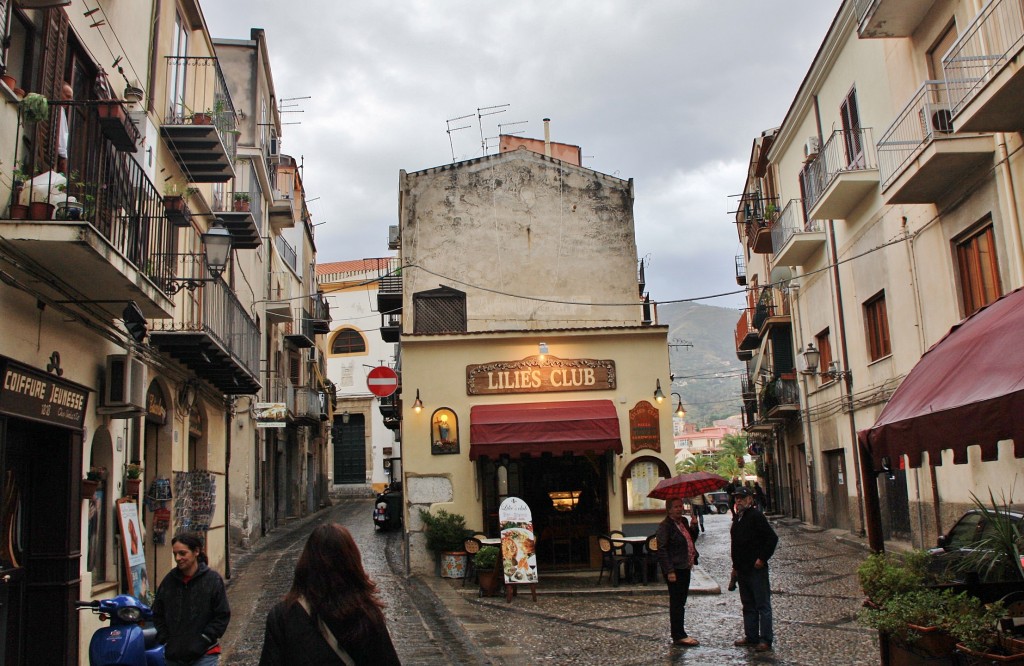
top-left (388, 225), bottom-right (400, 249)
top-left (803, 137), bottom-right (820, 161)
top-left (104, 354), bottom-right (147, 410)
top-left (307, 346), bottom-right (320, 363)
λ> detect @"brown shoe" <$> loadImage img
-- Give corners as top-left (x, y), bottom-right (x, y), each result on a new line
top-left (755, 643), bottom-right (773, 652)
top-left (734, 639), bottom-right (758, 647)
top-left (674, 637), bottom-right (699, 647)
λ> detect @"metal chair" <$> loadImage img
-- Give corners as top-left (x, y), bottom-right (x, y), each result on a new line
top-left (597, 535), bottom-right (630, 586)
top-left (462, 537), bottom-right (482, 587)
top-left (639, 534), bottom-right (659, 585)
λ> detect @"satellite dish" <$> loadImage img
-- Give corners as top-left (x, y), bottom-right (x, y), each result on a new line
top-left (769, 265), bottom-right (793, 286)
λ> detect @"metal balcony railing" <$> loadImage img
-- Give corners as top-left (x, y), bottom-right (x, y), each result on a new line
top-left (877, 81), bottom-right (956, 188)
top-left (734, 255), bottom-right (746, 286)
top-left (150, 253), bottom-right (260, 379)
top-left (378, 257), bottom-right (402, 295)
top-left (770, 199), bottom-right (821, 253)
top-left (163, 56), bottom-right (238, 139)
top-left (17, 100), bottom-right (174, 289)
top-left (735, 309), bottom-right (756, 350)
top-left (294, 387), bottom-right (323, 421)
top-left (942, 0), bottom-right (1024, 117)
top-left (800, 128), bottom-right (877, 213)
top-left (276, 235), bottom-right (297, 272)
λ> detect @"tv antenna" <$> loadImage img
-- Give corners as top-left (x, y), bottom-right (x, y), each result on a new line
top-left (498, 120), bottom-right (528, 137)
top-left (669, 338), bottom-right (694, 349)
top-left (446, 113), bottom-right (474, 162)
top-left (477, 104), bottom-right (509, 156)
top-left (278, 96), bottom-right (310, 126)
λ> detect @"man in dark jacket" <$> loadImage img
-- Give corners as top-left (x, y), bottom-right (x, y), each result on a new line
top-left (153, 533), bottom-right (231, 666)
top-left (730, 486), bottom-right (778, 653)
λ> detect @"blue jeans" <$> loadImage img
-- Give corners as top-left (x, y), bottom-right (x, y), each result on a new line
top-left (166, 654), bottom-right (219, 666)
top-left (737, 566), bottom-right (773, 645)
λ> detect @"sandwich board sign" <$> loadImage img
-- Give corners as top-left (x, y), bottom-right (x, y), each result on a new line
top-left (498, 496), bottom-right (538, 602)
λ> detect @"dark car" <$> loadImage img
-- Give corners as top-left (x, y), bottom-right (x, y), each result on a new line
top-left (928, 508), bottom-right (1024, 582)
top-left (705, 491), bottom-right (731, 514)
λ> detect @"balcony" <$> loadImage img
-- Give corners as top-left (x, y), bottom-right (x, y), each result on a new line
top-left (268, 160), bottom-right (296, 229)
top-left (738, 197), bottom-right (774, 254)
top-left (160, 56), bottom-right (237, 182)
top-left (856, 0), bottom-right (934, 38)
top-left (293, 387), bottom-right (324, 425)
top-left (212, 177), bottom-right (262, 250)
top-left (149, 254), bottom-right (261, 394)
top-left (379, 393), bottom-right (401, 430)
top-left (770, 199), bottom-right (825, 267)
top-left (762, 375), bottom-right (800, 420)
top-left (283, 308), bottom-right (316, 349)
top-left (1, 100), bottom-right (175, 319)
top-left (943, 0), bottom-right (1024, 132)
top-left (752, 286), bottom-right (791, 334)
top-left (735, 255), bottom-right (746, 286)
top-left (877, 81), bottom-right (994, 204)
top-left (376, 257), bottom-right (402, 314)
top-left (380, 313), bottom-right (401, 344)
top-left (801, 128), bottom-right (879, 220)
top-left (275, 235), bottom-right (297, 273)
top-left (311, 293), bottom-right (331, 334)
top-left (734, 309), bottom-right (758, 359)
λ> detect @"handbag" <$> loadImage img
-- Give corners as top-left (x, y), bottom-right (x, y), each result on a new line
top-left (297, 597), bottom-right (355, 666)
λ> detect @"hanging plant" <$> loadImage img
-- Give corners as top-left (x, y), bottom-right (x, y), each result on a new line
top-left (20, 93), bottom-right (49, 123)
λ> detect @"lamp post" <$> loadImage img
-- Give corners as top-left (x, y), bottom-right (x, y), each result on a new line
top-left (165, 218), bottom-right (233, 294)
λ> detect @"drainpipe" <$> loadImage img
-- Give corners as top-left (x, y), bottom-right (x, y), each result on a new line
top-left (224, 397), bottom-right (231, 579)
top-left (543, 118), bottom-right (552, 158)
top-left (995, 133), bottom-right (1024, 287)
top-left (791, 292), bottom-right (819, 525)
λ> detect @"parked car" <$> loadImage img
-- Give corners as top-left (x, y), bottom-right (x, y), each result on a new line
top-left (928, 508), bottom-right (1024, 582)
top-left (705, 491), bottom-right (731, 514)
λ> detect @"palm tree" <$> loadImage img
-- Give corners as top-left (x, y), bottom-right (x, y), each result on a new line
top-left (677, 455), bottom-right (711, 474)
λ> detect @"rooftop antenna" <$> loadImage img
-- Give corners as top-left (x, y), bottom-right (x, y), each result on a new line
top-left (278, 96), bottom-right (310, 126)
top-left (498, 120), bottom-right (528, 137)
top-left (477, 104), bottom-right (509, 156)
top-left (446, 113), bottom-right (473, 162)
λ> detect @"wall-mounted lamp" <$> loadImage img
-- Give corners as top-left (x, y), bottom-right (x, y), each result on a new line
top-left (538, 341), bottom-right (549, 361)
top-left (672, 393), bottom-right (686, 419)
top-left (654, 379), bottom-right (666, 403)
top-left (176, 378), bottom-right (199, 417)
top-left (800, 344), bottom-right (852, 381)
top-left (341, 411), bottom-right (350, 424)
top-left (412, 389), bottom-right (423, 414)
top-left (165, 218), bottom-right (233, 294)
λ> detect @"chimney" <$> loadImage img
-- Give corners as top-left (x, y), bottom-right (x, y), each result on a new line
top-left (543, 118), bottom-right (551, 158)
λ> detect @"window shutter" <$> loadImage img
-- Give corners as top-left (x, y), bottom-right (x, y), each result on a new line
top-left (34, 8), bottom-right (69, 171)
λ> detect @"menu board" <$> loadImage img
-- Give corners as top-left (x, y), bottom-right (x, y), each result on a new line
top-left (116, 498), bottom-right (149, 601)
top-left (499, 497), bottom-right (538, 584)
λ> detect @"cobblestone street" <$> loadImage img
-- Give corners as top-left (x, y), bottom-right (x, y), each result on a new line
top-left (220, 500), bottom-right (880, 665)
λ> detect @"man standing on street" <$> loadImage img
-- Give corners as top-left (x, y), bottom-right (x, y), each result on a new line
top-left (730, 486), bottom-right (778, 653)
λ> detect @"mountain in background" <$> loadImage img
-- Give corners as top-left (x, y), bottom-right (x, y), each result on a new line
top-left (658, 301), bottom-right (745, 427)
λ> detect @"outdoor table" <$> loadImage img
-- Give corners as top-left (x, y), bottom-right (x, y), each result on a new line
top-left (610, 536), bottom-right (649, 584)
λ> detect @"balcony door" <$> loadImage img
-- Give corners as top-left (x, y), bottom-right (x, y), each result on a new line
top-left (840, 88), bottom-right (865, 169)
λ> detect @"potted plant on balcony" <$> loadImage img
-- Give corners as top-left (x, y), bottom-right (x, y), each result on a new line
top-left (8, 164), bottom-right (29, 219)
top-left (96, 100), bottom-right (140, 152)
top-left (419, 508), bottom-right (469, 578)
top-left (124, 463), bottom-right (142, 496)
top-left (163, 185), bottom-right (193, 227)
top-left (19, 93), bottom-right (48, 124)
top-left (55, 171), bottom-right (85, 221)
top-left (232, 192), bottom-right (250, 212)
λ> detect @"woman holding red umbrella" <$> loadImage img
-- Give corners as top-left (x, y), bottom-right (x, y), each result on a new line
top-left (655, 497), bottom-right (701, 647)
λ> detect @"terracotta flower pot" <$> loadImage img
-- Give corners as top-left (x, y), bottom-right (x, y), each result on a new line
top-left (9, 204), bottom-right (29, 220)
top-left (1, 74), bottom-right (15, 90)
top-left (477, 567), bottom-right (502, 597)
top-left (125, 478), bottom-right (142, 496)
top-left (232, 200), bottom-right (250, 212)
top-left (28, 202), bottom-right (54, 220)
top-left (80, 478), bottom-right (100, 500)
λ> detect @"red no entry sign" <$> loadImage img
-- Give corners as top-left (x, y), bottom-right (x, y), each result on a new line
top-left (367, 366), bottom-right (399, 398)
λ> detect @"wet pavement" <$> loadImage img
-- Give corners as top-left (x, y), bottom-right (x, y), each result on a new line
top-left (220, 502), bottom-right (881, 665)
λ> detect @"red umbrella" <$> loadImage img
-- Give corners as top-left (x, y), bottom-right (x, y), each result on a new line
top-left (647, 472), bottom-right (729, 500)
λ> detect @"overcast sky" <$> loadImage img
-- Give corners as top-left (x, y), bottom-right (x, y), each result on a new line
top-left (203, 1), bottom-right (839, 311)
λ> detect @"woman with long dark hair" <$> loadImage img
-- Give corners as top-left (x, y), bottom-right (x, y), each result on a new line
top-left (259, 523), bottom-right (399, 665)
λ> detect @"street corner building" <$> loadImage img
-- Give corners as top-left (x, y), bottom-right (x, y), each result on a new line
top-left (392, 130), bottom-right (678, 575)
top-left (0, 2), bottom-right (331, 664)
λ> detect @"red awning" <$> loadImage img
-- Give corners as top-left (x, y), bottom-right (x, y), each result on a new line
top-left (469, 399), bottom-right (622, 461)
top-left (858, 286), bottom-right (1024, 468)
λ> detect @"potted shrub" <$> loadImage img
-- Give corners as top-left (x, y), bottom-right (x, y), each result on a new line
top-left (80, 466), bottom-right (106, 500)
top-left (125, 462), bottom-right (142, 496)
top-left (946, 596), bottom-right (1021, 663)
top-left (418, 508), bottom-right (468, 578)
top-left (858, 549), bottom-right (937, 607)
top-left (858, 587), bottom-right (962, 661)
top-left (474, 546), bottom-right (502, 597)
top-left (8, 164), bottom-right (29, 219)
top-left (232, 192), bottom-right (250, 212)
top-left (19, 93), bottom-right (48, 123)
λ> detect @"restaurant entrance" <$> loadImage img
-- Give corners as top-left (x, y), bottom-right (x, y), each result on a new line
top-left (480, 452), bottom-right (609, 569)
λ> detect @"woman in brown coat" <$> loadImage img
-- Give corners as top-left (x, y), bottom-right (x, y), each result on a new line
top-left (655, 497), bottom-right (701, 647)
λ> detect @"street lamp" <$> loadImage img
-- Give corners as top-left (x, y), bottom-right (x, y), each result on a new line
top-left (672, 393), bottom-right (686, 419)
top-left (801, 343), bottom-right (852, 381)
top-left (165, 218), bottom-right (233, 294)
top-left (653, 379), bottom-right (666, 403)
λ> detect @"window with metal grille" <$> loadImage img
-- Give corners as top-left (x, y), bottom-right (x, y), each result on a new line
top-left (413, 286), bottom-right (466, 334)
top-left (955, 222), bottom-right (1002, 317)
top-left (330, 328), bottom-right (366, 354)
top-left (863, 292), bottom-right (891, 361)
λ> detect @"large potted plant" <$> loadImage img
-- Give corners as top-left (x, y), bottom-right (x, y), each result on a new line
top-left (418, 508), bottom-right (468, 578)
top-left (474, 546), bottom-right (502, 597)
top-left (946, 596), bottom-right (1023, 664)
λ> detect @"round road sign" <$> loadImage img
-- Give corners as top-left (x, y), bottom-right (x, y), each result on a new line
top-left (367, 366), bottom-right (399, 398)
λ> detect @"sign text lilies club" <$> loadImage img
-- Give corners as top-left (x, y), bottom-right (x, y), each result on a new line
top-left (466, 355), bottom-right (616, 395)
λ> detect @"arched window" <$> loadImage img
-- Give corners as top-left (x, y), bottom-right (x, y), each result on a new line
top-left (621, 456), bottom-right (671, 515)
top-left (330, 328), bottom-right (367, 355)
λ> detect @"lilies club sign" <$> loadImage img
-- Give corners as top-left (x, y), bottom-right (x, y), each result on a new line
top-left (466, 355), bottom-right (616, 396)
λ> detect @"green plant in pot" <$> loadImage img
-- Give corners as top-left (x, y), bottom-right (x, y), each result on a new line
top-left (858, 587), bottom-right (963, 658)
top-left (474, 546), bottom-right (502, 596)
top-left (232, 191), bottom-right (250, 212)
top-left (20, 93), bottom-right (49, 123)
top-left (858, 549), bottom-right (937, 606)
top-left (419, 508), bottom-right (469, 578)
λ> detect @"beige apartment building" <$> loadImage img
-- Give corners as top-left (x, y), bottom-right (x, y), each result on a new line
top-left (392, 134), bottom-right (676, 575)
top-left (736, 0), bottom-right (1024, 551)
top-left (0, 3), bottom-right (327, 663)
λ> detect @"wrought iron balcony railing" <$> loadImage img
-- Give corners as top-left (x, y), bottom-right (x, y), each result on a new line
top-left (800, 128), bottom-right (878, 213)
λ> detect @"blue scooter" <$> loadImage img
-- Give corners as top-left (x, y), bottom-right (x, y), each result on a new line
top-left (76, 595), bottom-right (165, 666)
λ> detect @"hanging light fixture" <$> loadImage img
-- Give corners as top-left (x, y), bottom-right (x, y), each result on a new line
top-left (538, 341), bottom-right (549, 361)
top-left (672, 392), bottom-right (686, 419)
top-left (165, 218), bottom-right (233, 293)
top-left (654, 379), bottom-right (666, 403)
top-left (412, 389), bottom-right (423, 414)
top-left (801, 343), bottom-right (821, 376)
top-left (341, 411), bottom-right (350, 424)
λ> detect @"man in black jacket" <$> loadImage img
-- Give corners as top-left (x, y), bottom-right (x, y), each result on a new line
top-left (729, 486), bottom-right (778, 653)
top-left (153, 532), bottom-right (231, 665)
